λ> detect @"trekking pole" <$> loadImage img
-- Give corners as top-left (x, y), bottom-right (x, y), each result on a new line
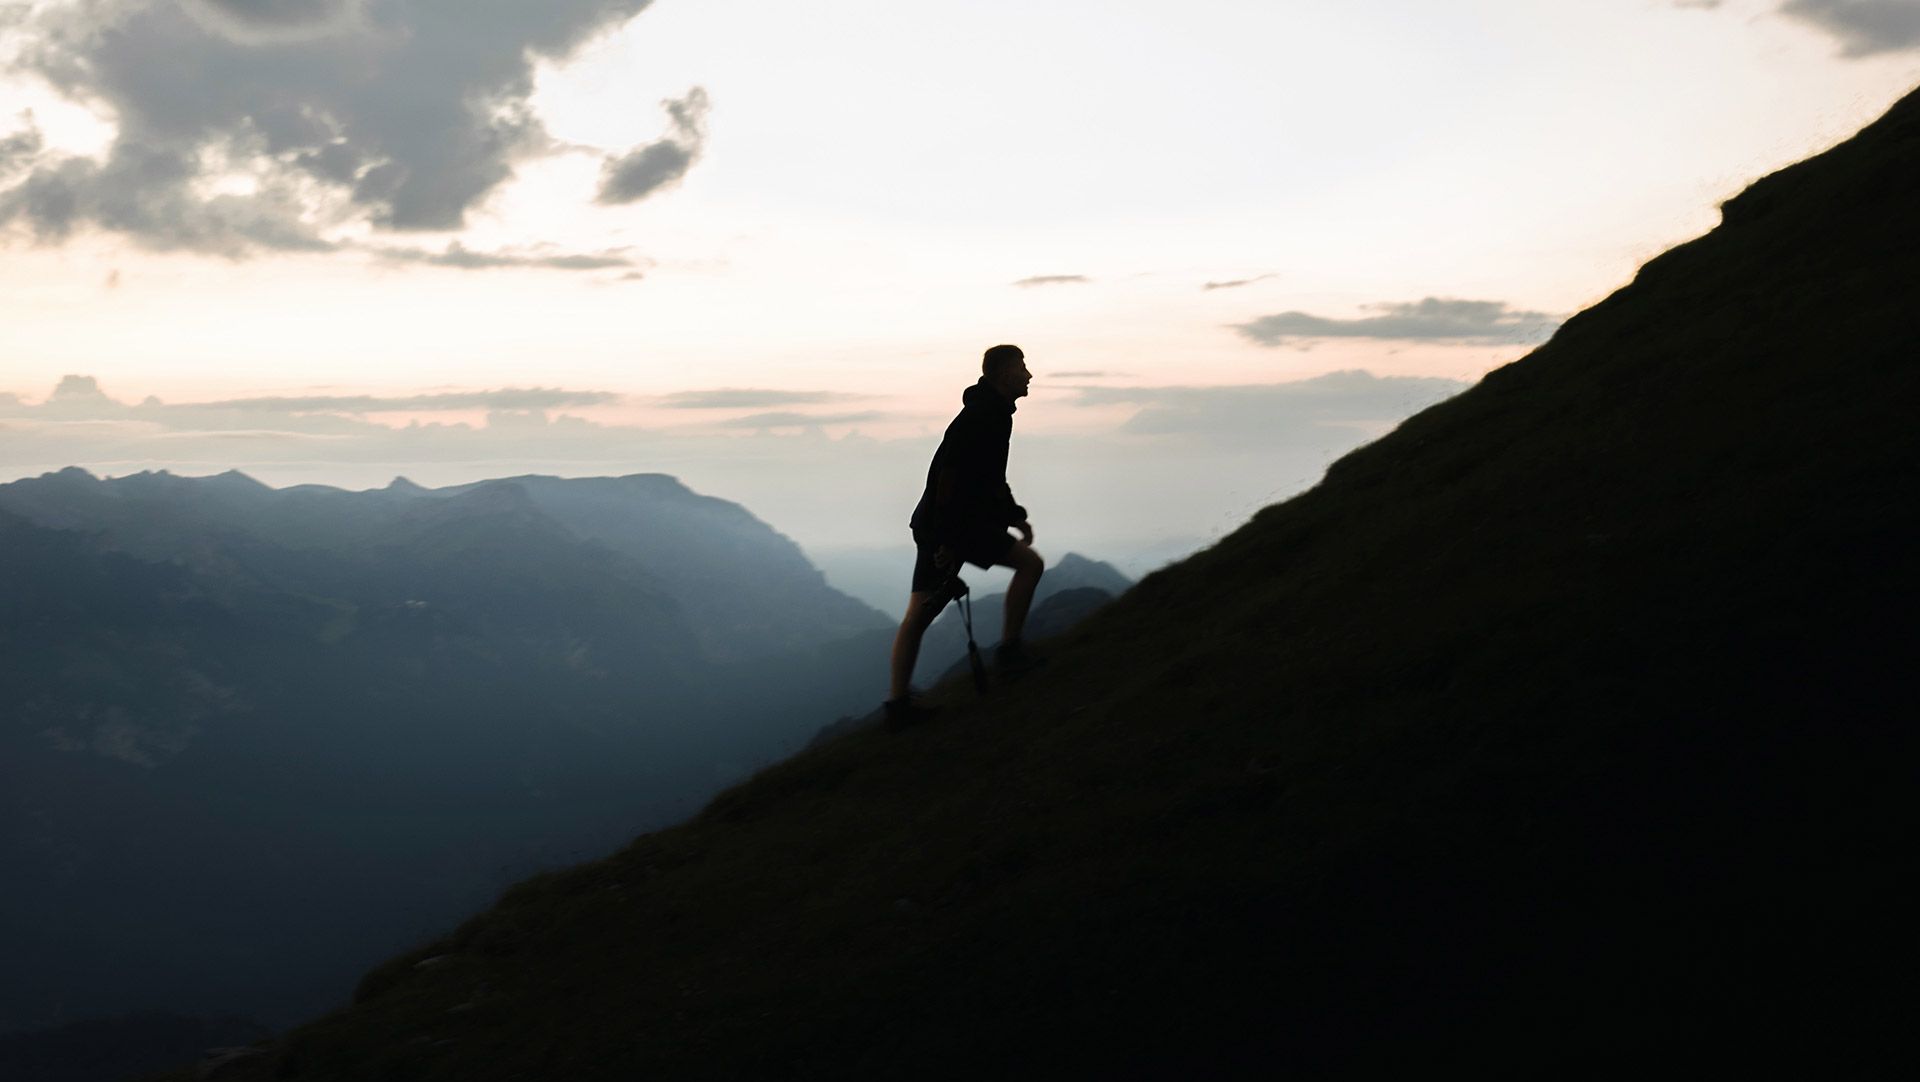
top-left (958, 589), bottom-right (989, 695)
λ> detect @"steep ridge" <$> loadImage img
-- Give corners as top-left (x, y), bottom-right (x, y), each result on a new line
top-left (165, 87), bottom-right (1917, 1079)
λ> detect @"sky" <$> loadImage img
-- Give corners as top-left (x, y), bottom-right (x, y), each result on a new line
top-left (2, 0), bottom-right (1917, 571)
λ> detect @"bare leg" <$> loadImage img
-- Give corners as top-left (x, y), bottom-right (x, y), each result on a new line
top-left (997, 541), bottom-right (1046, 644)
top-left (889, 591), bottom-right (940, 701)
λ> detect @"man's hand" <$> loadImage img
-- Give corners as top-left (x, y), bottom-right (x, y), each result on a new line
top-left (1015, 521), bottom-right (1034, 545)
top-left (935, 544), bottom-right (957, 572)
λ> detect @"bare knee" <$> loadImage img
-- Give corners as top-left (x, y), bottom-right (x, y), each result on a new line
top-left (1009, 543), bottom-right (1044, 578)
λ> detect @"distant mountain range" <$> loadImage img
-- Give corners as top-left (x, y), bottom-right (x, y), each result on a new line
top-left (0, 468), bottom-right (1128, 1040)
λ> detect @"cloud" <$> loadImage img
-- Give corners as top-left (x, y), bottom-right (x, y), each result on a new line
top-left (181, 0), bottom-right (370, 44)
top-left (371, 241), bottom-right (642, 272)
top-left (0, 378), bottom-right (621, 422)
top-left (1070, 369), bottom-right (1468, 446)
top-left (0, 143), bottom-right (336, 254)
top-left (43, 374), bottom-right (117, 407)
top-left (0, 113), bottom-right (42, 174)
top-left (1012, 275), bottom-right (1090, 287)
top-left (1233, 297), bottom-right (1561, 348)
top-left (0, 0), bottom-right (676, 257)
top-left (657, 388), bottom-right (867, 409)
top-left (1778, 0), bottom-right (1920, 56)
top-left (1201, 274), bottom-right (1279, 291)
top-left (716, 410), bottom-right (889, 429)
top-left (190, 388), bottom-right (623, 413)
top-left (597, 87), bottom-right (710, 205)
top-left (1049, 371), bottom-right (1119, 379)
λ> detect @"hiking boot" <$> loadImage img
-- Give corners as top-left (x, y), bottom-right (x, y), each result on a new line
top-left (993, 639), bottom-right (1046, 678)
top-left (883, 696), bottom-right (939, 732)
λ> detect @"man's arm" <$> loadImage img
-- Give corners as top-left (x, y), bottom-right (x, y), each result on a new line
top-left (929, 464), bottom-right (962, 568)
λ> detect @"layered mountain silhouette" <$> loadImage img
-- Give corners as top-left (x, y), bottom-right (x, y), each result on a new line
top-left (157, 84), bottom-right (1920, 1079)
top-left (0, 472), bottom-right (929, 1036)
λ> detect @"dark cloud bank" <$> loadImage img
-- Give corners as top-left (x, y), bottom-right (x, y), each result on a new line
top-left (0, 0), bottom-right (706, 266)
top-left (1674, 1), bottom-right (1920, 57)
top-left (1235, 297), bottom-right (1561, 349)
top-left (1779, 0), bottom-right (1920, 56)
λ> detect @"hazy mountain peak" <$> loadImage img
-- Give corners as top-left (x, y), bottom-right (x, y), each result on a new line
top-left (617, 473), bottom-right (695, 497)
top-left (1048, 552), bottom-right (1133, 595)
top-left (209, 469), bottom-right (270, 490)
top-left (433, 478), bottom-right (542, 514)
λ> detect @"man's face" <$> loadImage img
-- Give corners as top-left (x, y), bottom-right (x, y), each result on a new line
top-left (1004, 358), bottom-right (1032, 399)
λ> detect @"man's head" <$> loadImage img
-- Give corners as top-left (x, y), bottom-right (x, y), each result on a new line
top-left (982, 344), bottom-right (1031, 401)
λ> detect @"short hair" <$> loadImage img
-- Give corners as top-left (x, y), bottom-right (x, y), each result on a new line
top-left (982, 344), bottom-right (1024, 379)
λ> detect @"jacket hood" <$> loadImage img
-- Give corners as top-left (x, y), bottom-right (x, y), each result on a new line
top-left (963, 378), bottom-right (1016, 413)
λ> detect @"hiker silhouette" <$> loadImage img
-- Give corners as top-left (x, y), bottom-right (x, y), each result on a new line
top-left (885, 344), bottom-right (1045, 728)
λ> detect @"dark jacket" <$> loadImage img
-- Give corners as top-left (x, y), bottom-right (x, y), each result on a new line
top-left (909, 379), bottom-right (1028, 545)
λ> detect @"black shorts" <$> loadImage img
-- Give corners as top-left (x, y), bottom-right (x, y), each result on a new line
top-left (910, 527), bottom-right (1015, 593)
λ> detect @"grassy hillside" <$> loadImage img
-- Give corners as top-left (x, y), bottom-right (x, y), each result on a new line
top-left (164, 85), bottom-right (1918, 1080)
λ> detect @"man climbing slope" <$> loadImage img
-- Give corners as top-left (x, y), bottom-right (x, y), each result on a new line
top-left (885, 344), bottom-right (1046, 728)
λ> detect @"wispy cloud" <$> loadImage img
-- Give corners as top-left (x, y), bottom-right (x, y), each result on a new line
top-left (657, 389), bottom-right (869, 409)
top-left (716, 410), bottom-right (889, 429)
top-left (370, 242), bottom-right (644, 272)
top-left (1069, 370), bottom-right (1468, 446)
top-left (3, 377), bottom-right (621, 420)
top-left (192, 389), bottom-right (624, 414)
top-left (1013, 275), bottom-right (1090, 287)
top-left (1234, 297), bottom-right (1561, 348)
top-left (1201, 273), bottom-right (1279, 291)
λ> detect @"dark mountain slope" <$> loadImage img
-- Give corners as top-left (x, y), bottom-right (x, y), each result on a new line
top-left (172, 87), bottom-right (1917, 1080)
